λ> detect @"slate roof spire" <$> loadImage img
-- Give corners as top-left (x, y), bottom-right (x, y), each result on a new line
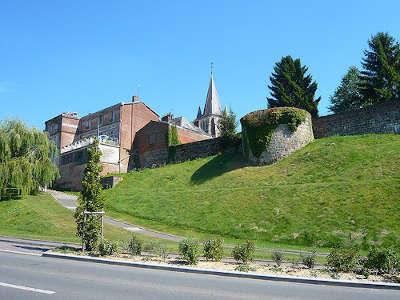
top-left (203, 74), bottom-right (221, 116)
top-left (196, 106), bottom-right (202, 119)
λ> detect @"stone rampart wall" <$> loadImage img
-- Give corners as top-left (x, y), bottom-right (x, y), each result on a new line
top-left (313, 101), bottom-right (400, 138)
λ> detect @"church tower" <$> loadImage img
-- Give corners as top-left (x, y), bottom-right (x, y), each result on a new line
top-left (195, 65), bottom-right (222, 137)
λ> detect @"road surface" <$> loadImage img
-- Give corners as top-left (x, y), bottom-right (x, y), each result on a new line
top-left (0, 241), bottom-right (399, 299)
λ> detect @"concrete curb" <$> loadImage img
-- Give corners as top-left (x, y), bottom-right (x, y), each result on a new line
top-left (42, 251), bottom-right (400, 290)
top-left (0, 236), bottom-right (80, 250)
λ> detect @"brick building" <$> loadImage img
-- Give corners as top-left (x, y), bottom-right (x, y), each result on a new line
top-left (45, 96), bottom-right (211, 190)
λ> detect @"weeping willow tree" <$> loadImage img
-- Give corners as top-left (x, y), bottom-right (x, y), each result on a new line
top-left (0, 120), bottom-right (59, 198)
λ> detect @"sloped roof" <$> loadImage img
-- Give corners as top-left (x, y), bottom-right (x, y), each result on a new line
top-left (203, 76), bottom-right (221, 116)
top-left (170, 116), bottom-right (209, 135)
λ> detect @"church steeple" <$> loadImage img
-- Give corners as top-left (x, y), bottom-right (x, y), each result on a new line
top-left (196, 106), bottom-right (202, 119)
top-left (203, 74), bottom-right (221, 116)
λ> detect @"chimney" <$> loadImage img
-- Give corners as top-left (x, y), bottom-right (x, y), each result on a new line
top-left (132, 95), bottom-right (140, 103)
top-left (161, 113), bottom-right (173, 122)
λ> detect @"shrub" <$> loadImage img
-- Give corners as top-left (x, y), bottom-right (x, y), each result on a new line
top-left (232, 241), bottom-right (255, 265)
top-left (301, 251), bottom-right (316, 269)
top-left (364, 246), bottom-right (398, 274)
top-left (235, 264), bottom-right (251, 272)
top-left (143, 242), bottom-right (157, 253)
top-left (128, 235), bottom-right (142, 256)
top-left (327, 247), bottom-right (359, 272)
top-left (157, 244), bottom-right (168, 261)
top-left (271, 251), bottom-right (284, 266)
top-left (179, 238), bottom-right (200, 265)
top-left (203, 239), bottom-right (224, 262)
top-left (98, 239), bottom-right (118, 256)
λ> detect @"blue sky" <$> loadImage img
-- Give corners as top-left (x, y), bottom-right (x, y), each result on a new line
top-left (1, 0), bottom-right (400, 129)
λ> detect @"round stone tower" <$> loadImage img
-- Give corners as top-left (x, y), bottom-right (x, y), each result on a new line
top-left (240, 107), bottom-right (314, 165)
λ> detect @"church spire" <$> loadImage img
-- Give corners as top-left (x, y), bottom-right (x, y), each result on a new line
top-left (196, 106), bottom-right (202, 119)
top-left (203, 64), bottom-right (221, 116)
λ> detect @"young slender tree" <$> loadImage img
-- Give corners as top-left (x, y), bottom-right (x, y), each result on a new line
top-left (267, 56), bottom-right (321, 117)
top-left (359, 32), bottom-right (400, 106)
top-left (74, 139), bottom-right (104, 251)
top-left (218, 107), bottom-right (237, 138)
top-left (329, 66), bottom-right (363, 113)
top-left (0, 120), bottom-right (58, 197)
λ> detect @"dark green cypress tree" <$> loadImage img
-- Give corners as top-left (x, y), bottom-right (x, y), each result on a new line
top-left (329, 66), bottom-right (363, 113)
top-left (267, 56), bottom-right (321, 117)
top-left (359, 32), bottom-right (400, 105)
top-left (74, 139), bottom-right (104, 251)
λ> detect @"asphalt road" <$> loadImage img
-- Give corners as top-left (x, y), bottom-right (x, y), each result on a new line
top-left (0, 243), bottom-right (399, 299)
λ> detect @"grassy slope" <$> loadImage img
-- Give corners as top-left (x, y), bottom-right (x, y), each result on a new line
top-left (104, 134), bottom-right (400, 249)
top-left (0, 192), bottom-right (175, 248)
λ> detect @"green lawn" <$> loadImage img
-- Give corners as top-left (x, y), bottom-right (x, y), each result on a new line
top-left (104, 134), bottom-right (400, 250)
top-left (0, 192), bottom-right (177, 250)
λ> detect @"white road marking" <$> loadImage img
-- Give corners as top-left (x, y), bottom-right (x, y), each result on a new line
top-left (0, 281), bottom-right (56, 294)
top-left (0, 249), bottom-right (42, 256)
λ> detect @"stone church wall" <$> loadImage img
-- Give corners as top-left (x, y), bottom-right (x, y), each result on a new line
top-left (169, 138), bottom-right (223, 164)
top-left (313, 101), bottom-right (400, 138)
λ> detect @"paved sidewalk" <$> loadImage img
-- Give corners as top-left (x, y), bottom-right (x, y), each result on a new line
top-left (48, 190), bottom-right (184, 242)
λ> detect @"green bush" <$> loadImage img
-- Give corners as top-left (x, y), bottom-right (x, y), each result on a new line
top-left (232, 241), bottom-right (255, 265)
top-left (327, 247), bottom-right (359, 272)
top-left (364, 246), bottom-right (398, 274)
top-left (271, 251), bottom-right (284, 266)
top-left (128, 235), bottom-right (142, 256)
top-left (203, 239), bottom-right (224, 262)
top-left (301, 251), bottom-right (316, 269)
top-left (98, 239), bottom-right (118, 256)
top-left (157, 244), bottom-right (168, 261)
top-left (235, 264), bottom-right (251, 272)
top-left (179, 238), bottom-right (200, 265)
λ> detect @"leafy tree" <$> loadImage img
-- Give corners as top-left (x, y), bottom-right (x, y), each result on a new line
top-left (74, 139), bottom-right (104, 251)
top-left (218, 107), bottom-right (237, 138)
top-left (359, 32), bottom-right (400, 105)
top-left (329, 66), bottom-right (363, 113)
top-left (0, 120), bottom-right (58, 197)
top-left (267, 55), bottom-right (321, 117)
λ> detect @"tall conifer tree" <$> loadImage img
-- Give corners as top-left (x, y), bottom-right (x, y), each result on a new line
top-left (359, 32), bottom-right (400, 105)
top-left (329, 66), bottom-right (363, 113)
top-left (74, 139), bottom-right (104, 251)
top-left (267, 56), bottom-right (320, 117)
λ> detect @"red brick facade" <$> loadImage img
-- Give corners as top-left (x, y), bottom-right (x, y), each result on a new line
top-left (45, 96), bottom-right (211, 190)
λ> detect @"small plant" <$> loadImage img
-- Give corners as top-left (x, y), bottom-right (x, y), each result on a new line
top-left (143, 242), bottom-right (157, 253)
top-left (327, 247), bottom-right (359, 272)
top-left (271, 251), bottom-right (284, 266)
top-left (235, 264), bottom-right (251, 272)
top-left (128, 235), bottom-right (142, 256)
top-left (98, 239), bottom-right (118, 256)
top-left (157, 244), bottom-right (168, 261)
top-left (203, 239), bottom-right (224, 262)
top-left (301, 251), bottom-right (316, 269)
top-left (232, 241), bottom-right (255, 265)
top-left (364, 246), bottom-right (398, 274)
top-left (179, 238), bottom-right (200, 265)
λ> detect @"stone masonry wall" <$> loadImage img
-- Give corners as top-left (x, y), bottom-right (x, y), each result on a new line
top-left (313, 101), bottom-right (400, 138)
top-left (169, 138), bottom-right (223, 164)
top-left (244, 114), bottom-right (314, 165)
